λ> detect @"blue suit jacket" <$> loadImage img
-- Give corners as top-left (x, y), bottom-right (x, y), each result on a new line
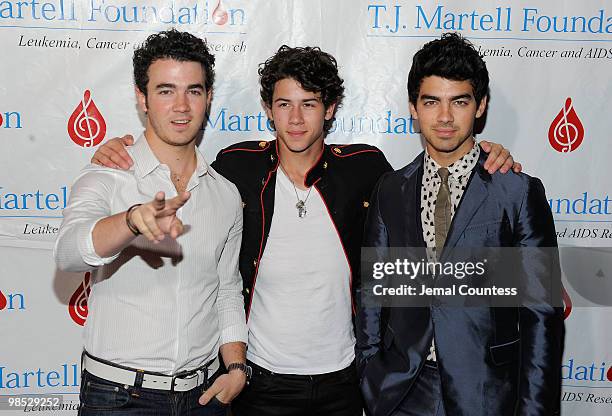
top-left (356, 149), bottom-right (564, 416)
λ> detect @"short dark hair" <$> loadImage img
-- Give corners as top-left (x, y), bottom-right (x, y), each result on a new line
top-left (407, 32), bottom-right (489, 105)
top-left (259, 45), bottom-right (345, 135)
top-left (133, 29), bottom-right (215, 96)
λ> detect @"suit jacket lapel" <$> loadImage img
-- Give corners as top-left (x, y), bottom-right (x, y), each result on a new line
top-left (443, 164), bottom-right (489, 252)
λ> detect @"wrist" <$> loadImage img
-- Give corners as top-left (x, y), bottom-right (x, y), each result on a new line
top-left (125, 204), bottom-right (142, 236)
top-left (227, 362), bottom-right (251, 384)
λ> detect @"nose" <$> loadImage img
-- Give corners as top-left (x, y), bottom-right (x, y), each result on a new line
top-left (437, 102), bottom-right (453, 123)
top-left (289, 106), bottom-right (304, 124)
top-left (173, 92), bottom-right (190, 112)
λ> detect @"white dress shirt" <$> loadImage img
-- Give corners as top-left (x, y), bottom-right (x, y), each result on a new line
top-left (54, 135), bottom-right (247, 374)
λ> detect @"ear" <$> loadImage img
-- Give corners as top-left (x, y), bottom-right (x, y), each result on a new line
top-left (324, 102), bottom-right (337, 120)
top-left (409, 101), bottom-right (419, 120)
top-left (136, 86), bottom-right (147, 113)
top-left (475, 96), bottom-right (488, 118)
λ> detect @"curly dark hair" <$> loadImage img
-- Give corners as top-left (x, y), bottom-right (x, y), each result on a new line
top-left (407, 32), bottom-right (489, 106)
top-left (259, 45), bottom-right (345, 135)
top-left (133, 29), bottom-right (215, 96)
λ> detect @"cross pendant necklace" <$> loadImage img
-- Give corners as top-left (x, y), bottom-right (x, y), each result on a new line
top-left (280, 163), bottom-right (312, 218)
top-left (293, 184), bottom-right (312, 218)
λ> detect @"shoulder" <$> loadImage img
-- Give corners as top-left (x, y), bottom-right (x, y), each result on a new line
top-left (487, 168), bottom-right (546, 202)
top-left (212, 140), bottom-right (275, 182)
top-left (397, 151), bottom-right (425, 177)
top-left (208, 165), bottom-right (242, 202)
top-left (474, 148), bottom-right (542, 195)
top-left (72, 163), bottom-right (133, 186)
top-left (326, 143), bottom-right (392, 176)
top-left (327, 143), bottom-right (386, 160)
top-left (216, 140), bottom-right (273, 158)
top-left (66, 164), bottom-right (134, 203)
top-left (378, 150), bottom-right (424, 186)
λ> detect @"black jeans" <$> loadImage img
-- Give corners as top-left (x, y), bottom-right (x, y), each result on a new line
top-left (78, 370), bottom-right (228, 416)
top-left (231, 361), bottom-right (362, 416)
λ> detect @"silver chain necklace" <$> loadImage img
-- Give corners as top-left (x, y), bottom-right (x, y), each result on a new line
top-left (281, 164), bottom-right (312, 218)
top-left (292, 181), bottom-right (313, 218)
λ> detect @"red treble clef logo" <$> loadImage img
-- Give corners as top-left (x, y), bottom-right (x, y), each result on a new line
top-left (67, 90), bottom-right (107, 148)
top-left (68, 272), bottom-right (92, 326)
top-left (212, 0), bottom-right (228, 25)
top-left (548, 97), bottom-right (584, 153)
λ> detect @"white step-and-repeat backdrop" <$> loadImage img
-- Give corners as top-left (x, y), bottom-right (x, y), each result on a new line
top-left (1, 0), bottom-right (611, 414)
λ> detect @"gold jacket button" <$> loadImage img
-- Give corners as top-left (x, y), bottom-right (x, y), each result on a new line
top-left (245, 288), bottom-right (250, 294)
top-left (323, 161), bottom-right (328, 169)
top-left (242, 201), bottom-right (246, 208)
top-left (253, 259), bottom-right (258, 267)
top-left (259, 141), bottom-right (267, 148)
top-left (363, 201), bottom-right (370, 208)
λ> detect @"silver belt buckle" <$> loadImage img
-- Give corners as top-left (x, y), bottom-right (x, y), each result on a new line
top-left (170, 367), bottom-right (207, 392)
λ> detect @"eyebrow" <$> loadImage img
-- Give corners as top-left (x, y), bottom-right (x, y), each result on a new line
top-left (155, 83), bottom-right (205, 90)
top-left (274, 97), bottom-right (320, 103)
top-left (419, 94), bottom-right (473, 101)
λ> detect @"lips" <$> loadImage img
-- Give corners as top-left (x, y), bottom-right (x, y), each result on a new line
top-left (433, 127), bottom-right (457, 137)
top-left (171, 119), bottom-right (192, 130)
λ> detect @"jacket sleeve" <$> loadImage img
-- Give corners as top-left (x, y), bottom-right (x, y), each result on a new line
top-left (355, 173), bottom-right (389, 375)
top-left (514, 177), bottom-right (565, 416)
top-left (211, 149), bottom-right (229, 178)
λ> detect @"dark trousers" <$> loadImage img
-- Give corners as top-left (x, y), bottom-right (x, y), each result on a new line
top-left (78, 370), bottom-right (228, 416)
top-left (393, 363), bottom-right (447, 416)
top-left (231, 360), bottom-right (362, 416)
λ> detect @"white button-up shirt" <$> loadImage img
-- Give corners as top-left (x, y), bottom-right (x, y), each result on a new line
top-left (54, 135), bottom-right (247, 374)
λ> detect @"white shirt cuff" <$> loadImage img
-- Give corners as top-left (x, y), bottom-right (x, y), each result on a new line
top-left (220, 323), bottom-right (249, 345)
top-left (78, 218), bottom-right (121, 266)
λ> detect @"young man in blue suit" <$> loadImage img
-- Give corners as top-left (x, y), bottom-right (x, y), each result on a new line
top-left (356, 33), bottom-right (564, 416)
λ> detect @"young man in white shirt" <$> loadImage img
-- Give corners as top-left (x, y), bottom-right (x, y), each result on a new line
top-left (55, 29), bottom-right (249, 415)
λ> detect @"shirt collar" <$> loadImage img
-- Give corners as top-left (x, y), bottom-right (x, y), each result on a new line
top-left (131, 133), bottom-right (214, 179)
top-left (424, 140), bottom-right (480, 182)
top-left (195, 146), bottom-right (214, 179)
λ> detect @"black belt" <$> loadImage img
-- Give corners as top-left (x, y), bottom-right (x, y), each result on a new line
top-left (247, 360), bottom-right (355, 381)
